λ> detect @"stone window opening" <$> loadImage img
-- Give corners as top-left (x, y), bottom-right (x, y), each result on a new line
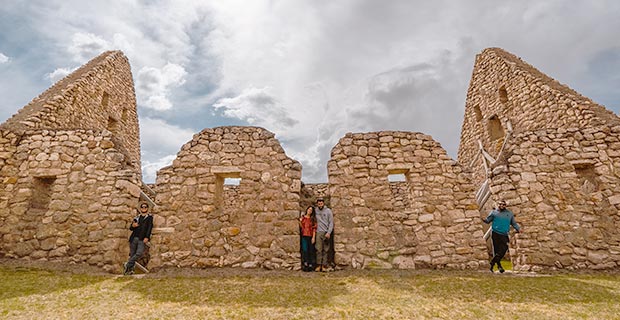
top-left (215, 172), bottom-right (241, 210)
top-left (499, 86), bottom-right (508, 104)
top-left (387, 169), bottom-right (412, 210)
top-left (121, 107), bottom-right (128, 123)
top-left (573, 162), bottom-right (599, 194)
top-left (388, 173), bottom-right (407, 182)
top-left (488, 115), bottom-right (505, 141)
top-left (107, 116), bottom-right (119, 135)
top-left (474, 104), bottom-right (483, 122)
top-left (224, 178), bottom-right (241, 186)
top-left (101, 92), bottom-right (110, 109)
top-left (30, 176), bottom-right (55, 213)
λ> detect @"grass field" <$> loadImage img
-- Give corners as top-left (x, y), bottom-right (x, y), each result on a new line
top-left (1, 260), bottom-right (619, 319)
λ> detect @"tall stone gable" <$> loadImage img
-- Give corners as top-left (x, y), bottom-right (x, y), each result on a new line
top-left (151, 126), bottom-right (302, 269)
top-left (0, 51), bottom-right (143, 271)
top-left (458, 48), bottom-right (620, 271)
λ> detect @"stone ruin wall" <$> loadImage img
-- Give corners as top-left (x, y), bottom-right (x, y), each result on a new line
top-left (491, 127), bottom-right (620, 271)
top-left (0, 51), bottom-right (141, 169)
top-left (0, 51), bottom-right (143, 271)
top-left (151, 126), bottom-right (302, 269)
top-left (458, 47), bottom-right (620, 271)
top-left (458, 48), bottom-right (619, 187)
top-left (328, 131), bottom-right (487, 269)
top-left (300, 182), bottom-right (329, 209)
top-left (2, 47), bottom-right (619, 272)
top-left (0, 129), bottom-right (142, 271)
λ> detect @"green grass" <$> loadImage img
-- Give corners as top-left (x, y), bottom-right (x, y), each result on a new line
top-left (1, 264), bottom-right (620, 319)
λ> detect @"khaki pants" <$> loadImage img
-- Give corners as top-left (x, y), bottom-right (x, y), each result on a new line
top-left (315, 231), bottom-right (330, 266)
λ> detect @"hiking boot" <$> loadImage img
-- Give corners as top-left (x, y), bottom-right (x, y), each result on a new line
top-left (497, 262), bottom-right (505, 273)
top-left (489, 262), bottom-right (494, 273)
top-left (123, 264), bottom-right (134, 275)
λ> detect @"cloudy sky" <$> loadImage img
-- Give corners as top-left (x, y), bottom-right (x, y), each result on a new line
top-left (1, 1), bottom-right (619, 183)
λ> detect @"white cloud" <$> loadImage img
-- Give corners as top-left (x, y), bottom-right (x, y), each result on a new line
top-left (136, 63), bottom-right (187, 111)
top-left (139, 117), bottom-right (195, 153)
top-left (213, 86), bottom-right (297, 132)
top-left (46, 67), bottom-right (76, 83)
top-left (68, 32), bottom-right (111, 63)
top-left (0, 53), bottom-right (9, 64)
top-left (141, 154), bottom-right (177, 184)
top-left (2, 1), bottom-right (620, 183)
top-left (139, 117), bottom-right (196, 183)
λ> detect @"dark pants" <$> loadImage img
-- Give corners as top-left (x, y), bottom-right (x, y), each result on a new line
top-left (126, 237), bottom-right (145, 271)
top-left (490, 231), bottom-right (509, 266)
top-left (301, 236), bottom-right (313, 268)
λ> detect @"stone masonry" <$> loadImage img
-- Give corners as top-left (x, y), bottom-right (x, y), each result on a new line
top-left (2, 48), bottom-right (619, 272)
top-left (0, 51), bottom-right (143, 272)
top-left (328, 131), bottom-right (487, 269)
top-left (458, 48), bottom-right (620, 271)
top-left (151, 126), bottom-right (302, 269)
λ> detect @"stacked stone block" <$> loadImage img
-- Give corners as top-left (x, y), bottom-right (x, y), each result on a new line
top-left (0, 129), bottom-right (142, 271)
top-left (490, 126), bottom-right (620, 270)
top-left (0, 51), bottom-right (141, 169)
top-left (328, 131), bottom-right (487, 269)
top-left (458, 47), bottom-right (620, 271)
top-left (0, 51), bottom-right (142, 271)
top-left (458, 48), bottom-right (619, 186)
top-left (152, 126), bottom-right (302, 269)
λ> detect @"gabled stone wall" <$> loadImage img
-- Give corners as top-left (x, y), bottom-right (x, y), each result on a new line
top-left (490, 126), bottom-right (620, 271)
top-left (458, 48), bottom-right (620, 271)
top-left (0, 51), bottom-right (143, 272)
top-left (0, 129), bottom-right (142, 271)
top-left (151, 126), bottom-right (302, 269)
top-left (328, 131), bottom-right (487, 269)
top-left (0, 51), bottom-right (141, 169)
top-left (458, 48), bottom-right (620, 186)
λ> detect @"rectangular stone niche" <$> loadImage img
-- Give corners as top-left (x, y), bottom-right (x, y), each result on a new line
top-left (30, 176), bottom-right (56, 213)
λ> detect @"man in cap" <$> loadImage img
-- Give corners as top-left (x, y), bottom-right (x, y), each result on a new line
top-left (314, 197), bottom-right (334, 272)
top-left (482, 200), bottom-right (522, 273)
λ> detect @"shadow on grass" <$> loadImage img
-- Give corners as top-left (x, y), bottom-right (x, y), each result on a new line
top-left (0, 266), bottom-right (107, 301)
top-left (119, 273), bottom-right (350, 308)
top-left (370, 271), bottom-right (620, 304)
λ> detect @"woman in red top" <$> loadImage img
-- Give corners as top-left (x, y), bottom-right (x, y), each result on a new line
top-left (299, 206), bottom-right (317, 271)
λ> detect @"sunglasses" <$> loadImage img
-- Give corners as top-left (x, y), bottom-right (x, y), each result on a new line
top-left (140, 206), bottom-right (148, 209)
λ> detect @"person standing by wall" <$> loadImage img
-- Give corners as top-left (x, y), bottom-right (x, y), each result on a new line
top-left (124, 203), bottom-right (153, 275)
top-left (299, 206), bottom-right (317, 271)
top-left (314, 198), bottom-right (334, 272)
top-left (482, 200), bottom-right (522, 273)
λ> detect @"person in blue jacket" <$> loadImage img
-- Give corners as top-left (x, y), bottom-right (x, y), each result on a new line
top-left (482, 200), bottom-right (522, 273)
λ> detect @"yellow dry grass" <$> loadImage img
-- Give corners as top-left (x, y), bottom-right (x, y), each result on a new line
top-left (1, 262), bottom-right (619, 320)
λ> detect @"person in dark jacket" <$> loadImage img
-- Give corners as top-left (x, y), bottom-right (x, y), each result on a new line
top-left (123, 203), bottom-right (153, 275)
top-left (482, 200), bottom-right (522, 273)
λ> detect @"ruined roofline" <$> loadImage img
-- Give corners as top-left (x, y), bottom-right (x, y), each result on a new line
top-left (197, 125), bottom-right (275, 135)
top-left (481, 47), bottom-right (591, 102)
top-left (0, 50), bottom-right (126, 131)
top-left (332, 130), bottom-right (451, 157)
top-left (479, 47), bottom-right (620, 126)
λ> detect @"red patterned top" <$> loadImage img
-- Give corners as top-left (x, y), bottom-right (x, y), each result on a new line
top-left (300, 216), bottom-right (317, 237)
